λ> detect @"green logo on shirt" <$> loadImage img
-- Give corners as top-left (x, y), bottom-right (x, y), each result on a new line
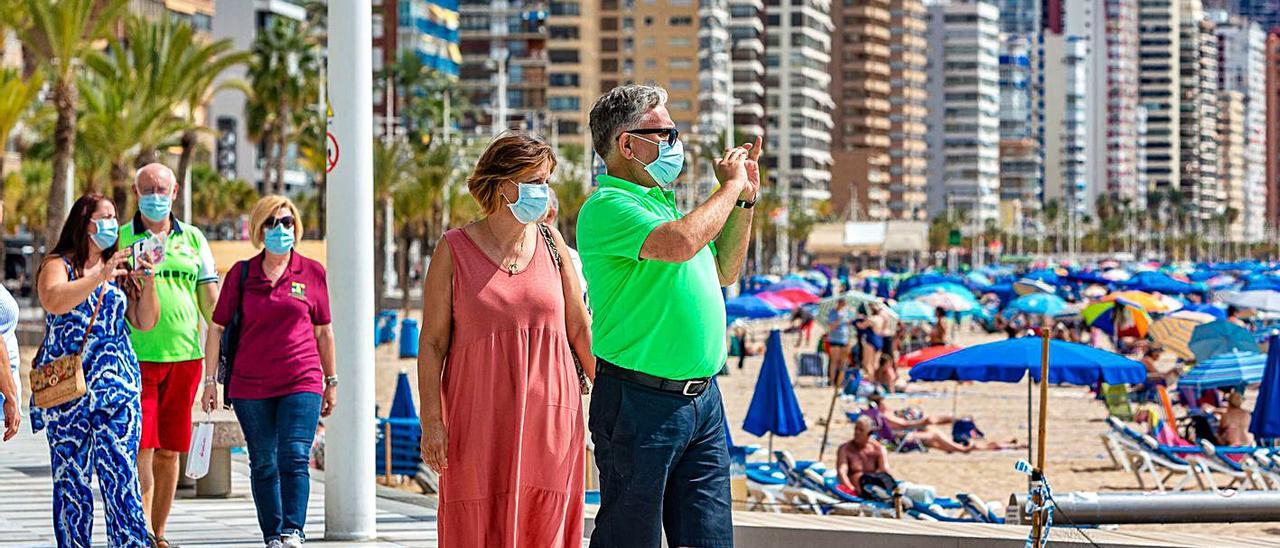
top-left (291, 282), bottom-right (307, 300)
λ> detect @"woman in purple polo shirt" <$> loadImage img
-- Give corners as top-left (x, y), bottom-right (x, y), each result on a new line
top-left (201, 196), bottom-right (336, 548)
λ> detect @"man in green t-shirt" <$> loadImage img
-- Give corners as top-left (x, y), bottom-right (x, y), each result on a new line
top-left (577, 84), bottom-right (757, 548)
top-left (123, 163), bottom-right (220, 548)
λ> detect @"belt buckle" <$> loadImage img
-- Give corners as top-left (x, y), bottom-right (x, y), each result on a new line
top-left (682, 379), bottom-right (706, 396)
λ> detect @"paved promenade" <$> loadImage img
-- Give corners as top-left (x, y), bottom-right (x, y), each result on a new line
top-left (0, 427), bottom-right (439, 547)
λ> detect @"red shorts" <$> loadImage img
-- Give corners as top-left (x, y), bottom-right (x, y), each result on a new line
top-left (140, 359), bottom-right (204, 452)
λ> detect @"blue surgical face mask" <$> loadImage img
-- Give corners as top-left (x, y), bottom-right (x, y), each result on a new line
top-left (91, 218), bottom-right (119, 250)
top-left (505, 182), bottom-right (550, 224)
top-left (631, 135), bottom-right (685, 188)
top-left (264, 225), bottom-right (295, 255)
top-left (138, 193), bottom-right (173, 222)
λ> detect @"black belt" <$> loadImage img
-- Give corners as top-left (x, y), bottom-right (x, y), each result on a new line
top-left (597, 359), bottom-right (711, 397)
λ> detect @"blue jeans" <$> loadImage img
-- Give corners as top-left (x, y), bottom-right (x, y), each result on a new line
top-left (588, 372), bottom-right (733, 548)
top-left (232, 392), bottom-right (322, 543)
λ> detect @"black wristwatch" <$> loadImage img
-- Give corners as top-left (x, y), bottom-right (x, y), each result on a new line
top-left (735, 198), bottom-right (756, 209)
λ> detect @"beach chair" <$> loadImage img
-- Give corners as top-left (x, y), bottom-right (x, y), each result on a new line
top-left (774, 450), bottom-right (981, 522)
top-left (743, 461), bottom-right (789, 513)
top-left (796, 351), bottom-right (828, 384)
top-left (1100, 383), bottom-right (1133, 420)
top-left (1104, 417), bottom-right (1208, 492)
top-left (1196, 442), bottom-right (1274, 491)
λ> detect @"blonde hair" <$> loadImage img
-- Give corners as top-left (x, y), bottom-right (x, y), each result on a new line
top-left (249, 195), bottom-right (303, 248)
top-left (466, 131), bottom-right (557, 216)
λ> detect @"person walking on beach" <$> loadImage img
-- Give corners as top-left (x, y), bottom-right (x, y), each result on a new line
top-left (201, 196), bottom-right (336, 548)
top-left (578, 84), bottom-right (757, 548)
top-left (0, 203), bottom-right (21, 442)
top-left (417, 131), bottom-right (593, 547)
top-left (33, 193), bottom-right (160, 547)
top-left (122, 164), bottom-right (221, 548)
top-left (826, 299), bottom-right (853, 386)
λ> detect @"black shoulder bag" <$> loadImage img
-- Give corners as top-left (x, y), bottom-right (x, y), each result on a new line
top-left (216, 260), bottom-right (250, 407)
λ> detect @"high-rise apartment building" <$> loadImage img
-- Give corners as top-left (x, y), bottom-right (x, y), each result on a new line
top-left (210, 0), bottom-right (312, 191)
top-left (1216, 13), bottom-right (1267, 242)
top-left (697, 1), bottom-right (734, 147)
top-left (888, 0), bottom-right (930, 221)
top-left (1041, 33), bottom-right (1091, 224)
top-left (1181, 5), bottom-right (1223, 226)
top-left (1137, 0), bottom-right (1183, 203)
top-left (997, 1), bottom-right (1042, 233)
top-left (598, 0), bottom-right (703, 135)
top-left (925, 0), bottom-right (1001, 229)
top-left (457, 0), bottom-right (549, 134)
top-left (728, 0), bottom-right (767, 140)
top-left (998, 36), bottom-right (1041, 222)
top-left (764, 0), bottom-right (835, 212)
top-left (1229, 0), bottom-right (1280, 32)
top-left (1093, 0), bottom-right (1142, 206)
top-left (546, 0), bottom-right (599, 148)
top-left (1219, 89), bottom-right (1248, 241)
top-left (829, 0), bottom-right (893, 220)
top-left (373, 0), bottom-right (462, 138)
top-left (1267, 30), bottom-right (1280, 233)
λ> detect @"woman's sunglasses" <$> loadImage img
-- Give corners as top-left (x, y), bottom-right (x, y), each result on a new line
top-left (263, 216), bottom-right (295, 229)
top-left (625, 127), bottom-right (680, 146)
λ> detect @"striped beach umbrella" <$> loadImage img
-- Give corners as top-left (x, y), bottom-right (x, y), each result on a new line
top-left (1178, 350), bottom-right (1268, 390)
top-left (1149, 311), bottom-right (1216, 361)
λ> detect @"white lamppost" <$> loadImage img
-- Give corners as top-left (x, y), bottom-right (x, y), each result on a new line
top-left (324, 0), bottom-right (376, 540)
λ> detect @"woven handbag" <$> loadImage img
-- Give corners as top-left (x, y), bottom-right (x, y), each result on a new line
top-left (29, 285), bottom-right (106, 408)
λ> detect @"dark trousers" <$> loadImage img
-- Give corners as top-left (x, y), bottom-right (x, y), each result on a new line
top-left (232, 392), bottom-right (322, 543)
top-left (589, 372), bottom-right (734, 548)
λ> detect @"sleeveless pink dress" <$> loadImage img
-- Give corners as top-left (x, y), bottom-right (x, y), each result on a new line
top-left (437, 227), bottom-right (585, 547)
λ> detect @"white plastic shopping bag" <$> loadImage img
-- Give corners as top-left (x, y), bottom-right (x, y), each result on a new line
top-left (186, 418), bottom-right (214, 480)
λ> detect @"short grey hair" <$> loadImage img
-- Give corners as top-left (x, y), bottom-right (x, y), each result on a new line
top-left (589, 84), bottom-right (668, 159)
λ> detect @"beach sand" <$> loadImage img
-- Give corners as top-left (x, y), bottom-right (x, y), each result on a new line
top-left (371, 322), bottom-right (1280, 541)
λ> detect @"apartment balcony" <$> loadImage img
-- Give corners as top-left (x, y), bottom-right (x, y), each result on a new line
top-left (729, 0), bottom-right (764, 8)
top-left (731, 15), bottom-right (765, 34)
top-left (736, 37), bottom-right (765, 55)
top-left (847, 5), bottom-right (892, 22)
top-left (734, 102), bottom-right (765, 118)
top-left (846, 23), bottom-right (892, 42)
top-left (843, 41), bottom-right (891, 59)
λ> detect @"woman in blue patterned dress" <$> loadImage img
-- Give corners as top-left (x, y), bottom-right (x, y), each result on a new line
top-left (32, 193), bottom-right (160, 547)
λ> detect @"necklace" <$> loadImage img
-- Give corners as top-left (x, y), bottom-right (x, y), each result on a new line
top-left (485, 218), bottom-right (524, 274)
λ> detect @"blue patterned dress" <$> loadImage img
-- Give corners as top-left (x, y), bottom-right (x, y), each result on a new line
top-left (30, 259), bottom-right (147, 547)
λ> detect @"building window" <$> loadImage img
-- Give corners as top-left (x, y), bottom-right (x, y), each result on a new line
top-left (550, 97), bottom-right (581, 111)
top-left (669, 58), bottom-right (693, 69)
top-left (669, 79), bottom-right (693, 90)
top-left (550, 73), bottom-right (581, 87)
top-left (549, 25), bottom-right (580, 40)
top-left (550, 1), bottom-right (581, 16)
top-left (670, 16), bottom-right (693, 26)
top-left (549, 49), bottom-right (580, 63)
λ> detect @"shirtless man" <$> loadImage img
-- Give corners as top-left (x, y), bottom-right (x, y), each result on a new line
top-left (836, 416), bottom-right (890, 495)
top-left (1217, 391), bottom-right (1254, 447)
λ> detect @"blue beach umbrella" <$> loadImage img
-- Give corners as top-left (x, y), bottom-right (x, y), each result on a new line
top-left (1249, 334), bottom-right (1280, 441)
top-left (726, 295), bottom-right (783, 320)
top-left (1188, 320), bottom-right (1261, 362)
top-left (743, 330), bottom-right (807, 440)
top-left (1178, 350), bottom-right (1268, 390)
top-left (390, 370), bottom-right (417, 420)
top-left (910, 337), bottom-right (1146, 385)
top-left (1003, 293), bottom-right (1068, 318)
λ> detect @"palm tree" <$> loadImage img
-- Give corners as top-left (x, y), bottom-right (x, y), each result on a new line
top-left (78, 68), bottom-right (178, 209)
top-left (373, 138), bottom-right (412, 309)
top-left (246, 17), bottom-right (319, 194)
top-left (190, 164), bottom-right (256, 227)
top-left (0, 68), bottom-right (42, 189)
top-left (20, 0), bottom-right (127, 247)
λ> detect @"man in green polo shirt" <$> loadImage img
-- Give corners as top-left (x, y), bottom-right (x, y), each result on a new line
top-left (578, 84), bottom-right (758, 548)
top-left (123, 163), bottom-right (220, 548)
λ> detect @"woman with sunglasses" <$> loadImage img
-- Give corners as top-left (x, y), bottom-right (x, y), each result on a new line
top-left (201, 196), bottom-right (336, 548)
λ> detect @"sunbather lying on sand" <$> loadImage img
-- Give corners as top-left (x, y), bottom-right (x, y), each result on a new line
top-left (867, 394), bottom-right (1024, 454)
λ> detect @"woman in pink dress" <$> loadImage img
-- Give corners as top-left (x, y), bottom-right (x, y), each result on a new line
top-left (417, 131), bottom-right (594, 547)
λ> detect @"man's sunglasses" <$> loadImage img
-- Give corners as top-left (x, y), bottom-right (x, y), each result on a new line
top-left (263, 216), bottom-right (296, 229)
top-left (625, 127), bottom-right (680, 146)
